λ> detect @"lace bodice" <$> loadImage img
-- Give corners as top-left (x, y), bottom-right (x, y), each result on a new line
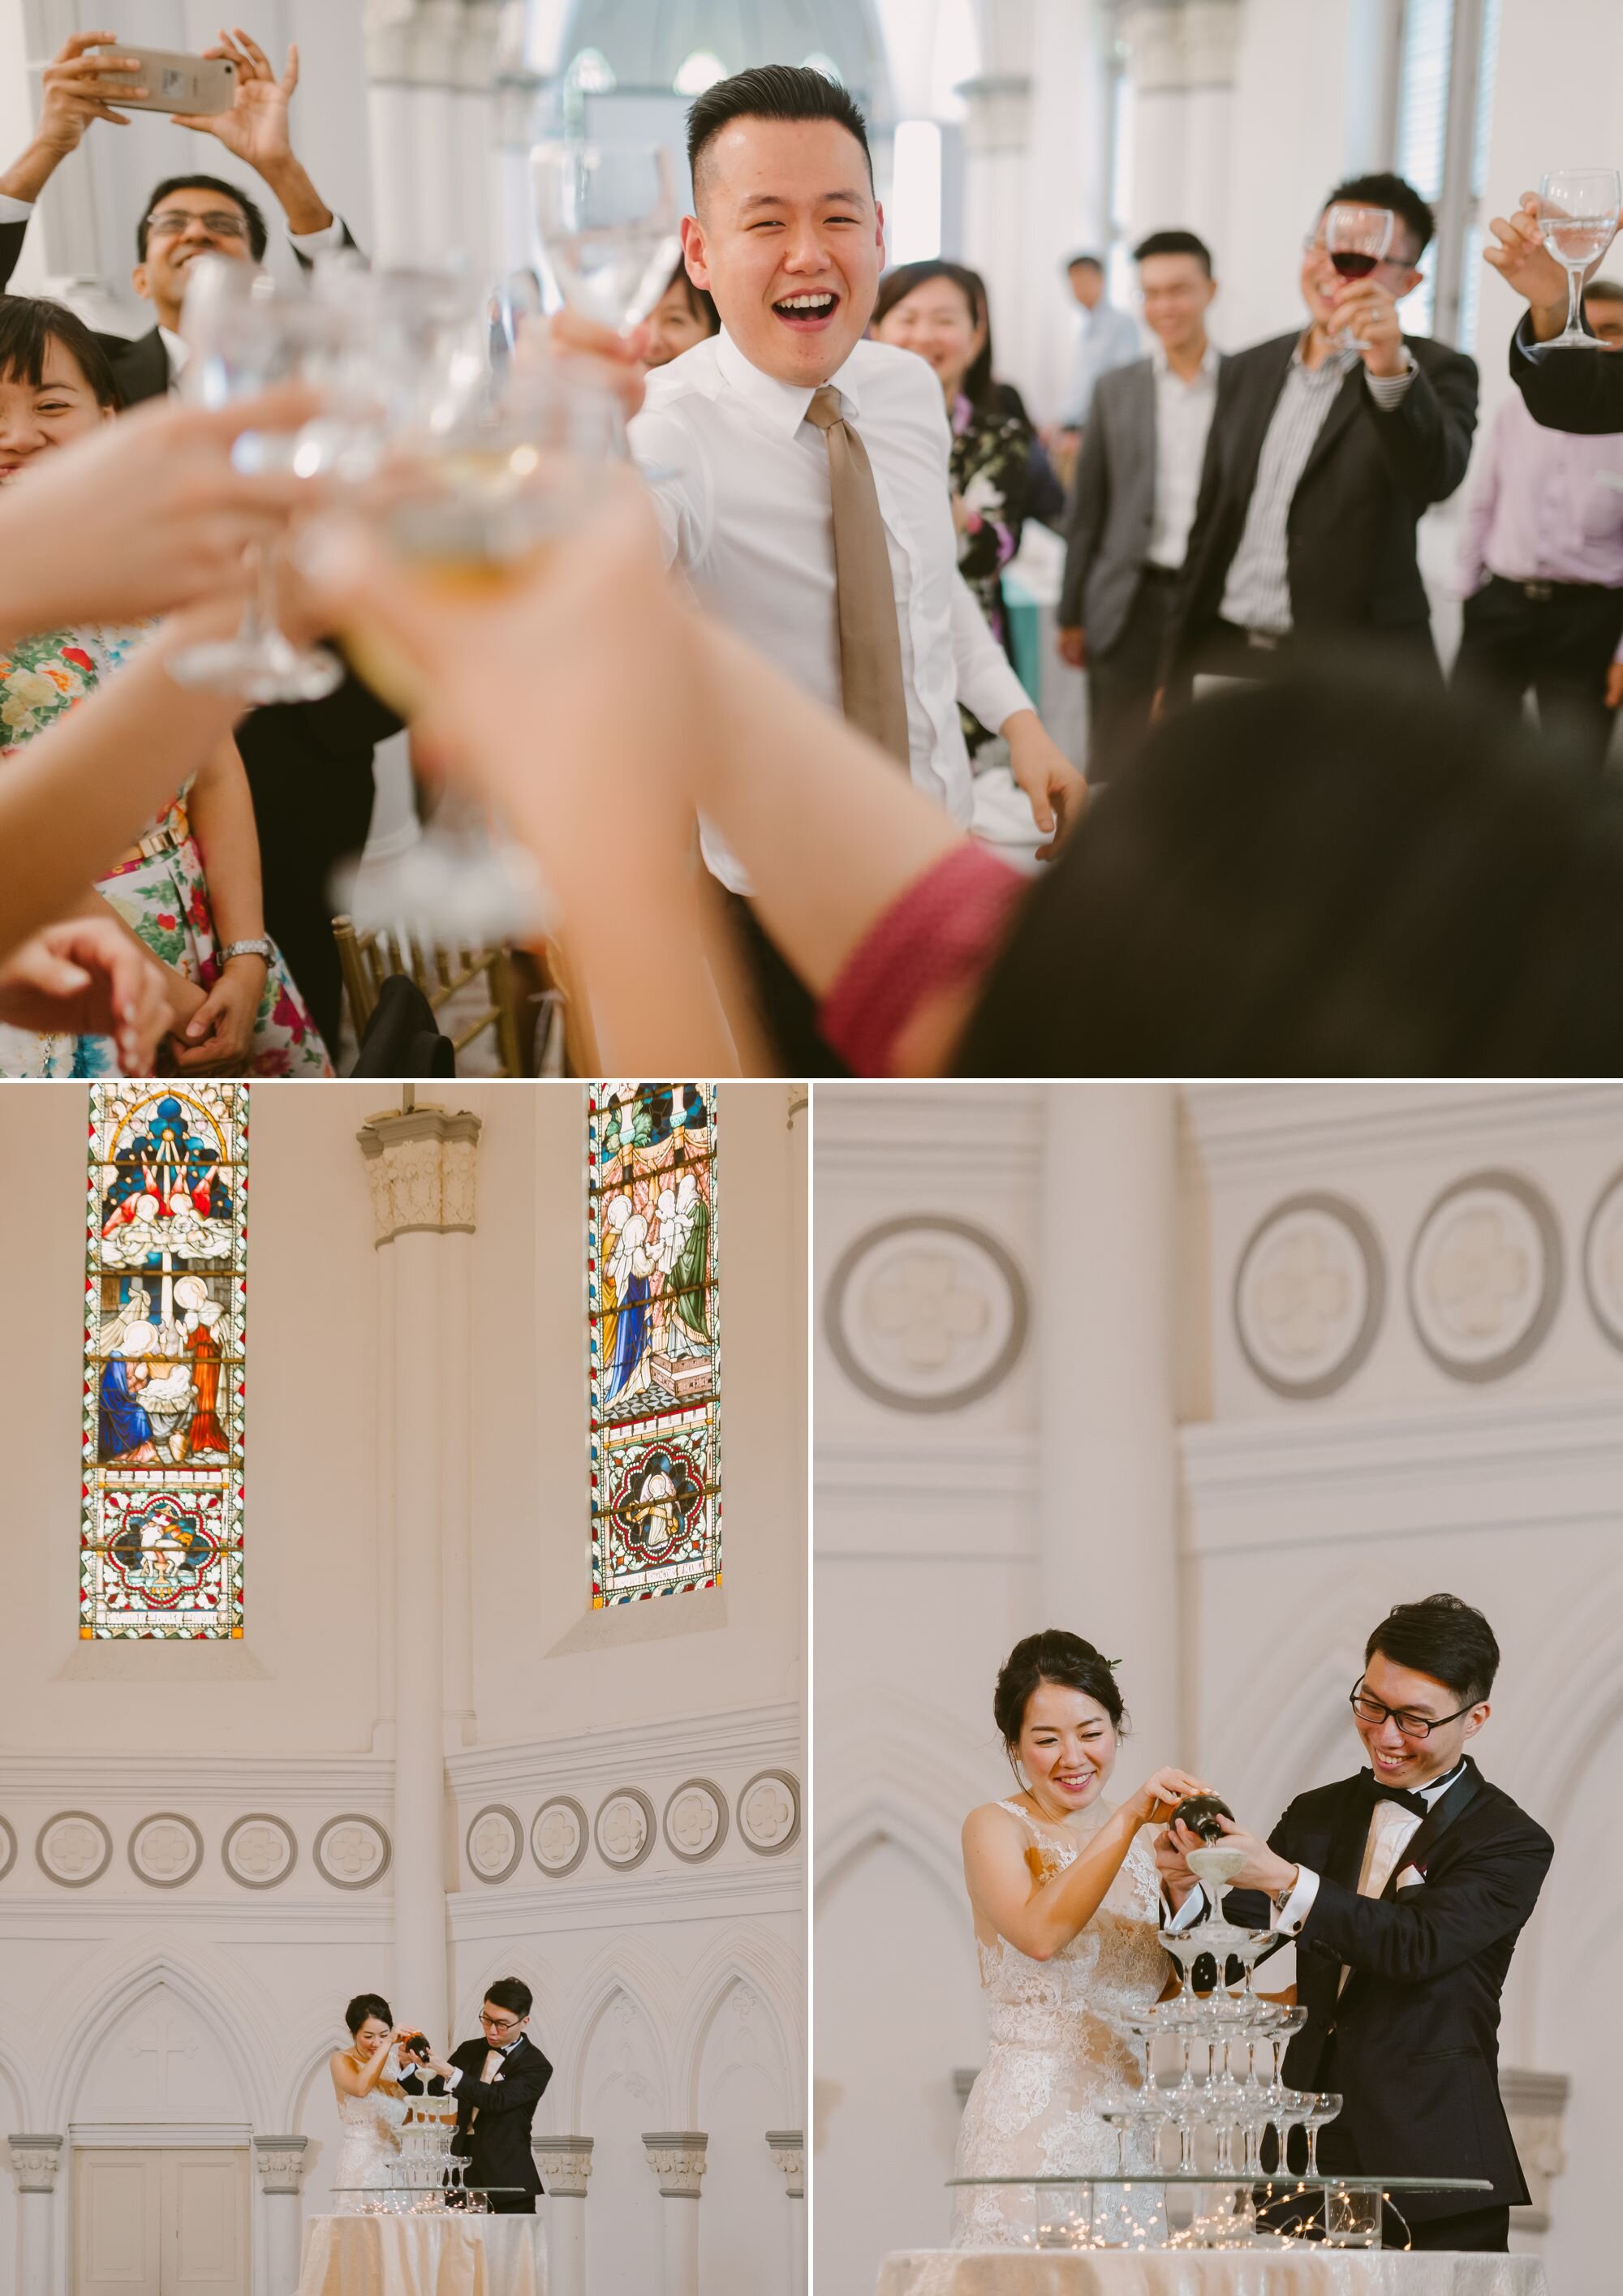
top-left (951, 1799), bottom-right (1171, 2247)
top-left (332, 2079), bottom-right (408, 2209)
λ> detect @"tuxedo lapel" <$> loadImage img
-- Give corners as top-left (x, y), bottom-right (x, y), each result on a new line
top-left (1324, 1773), bottom-right (1375, 1893)
top-left (1378, 1757), bottom-right (1483, 1901)
top-left (110, 329), bottom-right (172, 407)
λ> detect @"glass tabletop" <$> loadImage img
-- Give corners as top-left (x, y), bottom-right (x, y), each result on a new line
top-left (329, 2185), bottom-right (528, 2193)
top-left (947, 2176), bottom-right (1493, 2191)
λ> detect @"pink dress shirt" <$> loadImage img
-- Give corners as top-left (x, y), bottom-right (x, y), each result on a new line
top-left (1455, 391), bottom-right (1623, 664)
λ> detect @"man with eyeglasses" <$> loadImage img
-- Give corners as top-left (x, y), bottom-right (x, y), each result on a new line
top-left (404, 1978), bottom-right (553, 2213)
top-left (1157, 1593), bottom-right (1552, 2254)
top-left (1159, 171), bottom-right (1478, 700)
top-left (0, 31), bottom-right (357, 403)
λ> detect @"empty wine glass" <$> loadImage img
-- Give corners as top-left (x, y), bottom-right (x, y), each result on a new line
top-left (1301, 2092), bottom-right (1342, 2178)
top-left (167, 258), bottom-right (345, 702)
top-left (532, 140), bottom-right (680, 332)
top-left (1537, 170), bottom-right (1623, 347)
top-left (1324, 203), bottom-right (1395, 353)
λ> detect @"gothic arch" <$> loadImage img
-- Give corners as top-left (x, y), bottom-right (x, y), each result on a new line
top-left (558, 1949), bottom-right (676, 2131)
top-left (672, 1932), bottom-right (801, 2124)
top-left (45, 1939), bottom-right (272, 2130)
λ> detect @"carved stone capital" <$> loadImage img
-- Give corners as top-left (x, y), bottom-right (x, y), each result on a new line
top-left (954, 75), bottom-right (1033, 157)
top-left (766, 2129), bottom-right (805, 2198)
top-left (8, 2135), bottom-right (64, 2193)
top-left (357, 1107), bottom-right (482, 1243)
top-left (253, 2135), bottom-right (308, 2196)
top-left (642, 2130), bottom-right (708, 2197)
top-left (534, 2134), bottom-right (594, 2197)
top-left (1501, 2066), bottom-right (1569, 2233)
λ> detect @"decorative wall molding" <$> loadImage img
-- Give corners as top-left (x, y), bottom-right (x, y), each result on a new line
top-left (6, 2134), bottom-right (63, 2192)
top-left (446, 1701), bottom-right (800, 1795)
top-left (643, 2130), bottom-right (708, 2197)
top-left (312, 1813), bottom-right (392, 1890)
top-left (532, 1796), bottom-right (589, 1877)
top-left (1582, 1166), bottom-right (1623, 1352)
top-left (252, 2133), bottom-right (308, 2195)
top-left (663, 1780), bottom-right (729, 1864)
top-left (355, 1104), bottom-right (481, 1244)
top-left (766, 2128), bottom-right (806, 2198)
top-left (1406, 1171), bottom-right (1562, 1383)
top-left (0, 1815), bottom-right (15, 1881)
top-left (824, 1216), bottom-right (1030, 1413)
top-left (37, 1811), bottom-right (112, 1887)
top-left (449, 1864), bottom-right (802, 1938)
top-left (466, 1804), bottom-right (524, 1883)
top-left (221, 1813), bottom-right (298, 1890)
top-left (128, 1812), bottom-right (204, 1889)
top-left (1182, 1080), bottom-right (1623, 1180)
top-left (0, 1749), bottom-right (394, 1799)
top-left (533, 2133), bottom-right (593, 2196)
top-left (738, 1772), bottom-right (801, 1857)
top-left (812, 1081), bottom-right (1044, 1180)
top-left (595, 1789), bottom-right (657, 1871)
top-left (1233, 1193), bottom-right (1384, 1401)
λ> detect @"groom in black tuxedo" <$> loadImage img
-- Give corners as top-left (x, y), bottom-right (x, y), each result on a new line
top-left (403, 1978), bottom-right (553, 2213)
top-left (1159, 1593), bottom-right (1552, 2253)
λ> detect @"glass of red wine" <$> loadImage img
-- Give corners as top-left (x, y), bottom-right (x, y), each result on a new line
top-left (1323, 203), bottom-right (1395, 353)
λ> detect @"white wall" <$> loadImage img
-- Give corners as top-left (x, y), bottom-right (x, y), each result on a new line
top-left (814, 1079), bottom-right (1621, 2296)
top-left (0, 1079), bottom-right (806, 2296)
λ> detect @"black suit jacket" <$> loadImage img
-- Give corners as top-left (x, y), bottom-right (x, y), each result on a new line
top-left (1162, 328), bottom-right (1479, 686)
top-left (1510, 312), bottom-right (1623, 434)
top-left (1216, 1758), bottom-right (1552, 2221)
top-left (402, 2033), bottom-right (553, 2196)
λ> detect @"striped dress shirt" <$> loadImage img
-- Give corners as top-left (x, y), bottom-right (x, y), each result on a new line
top-left (1220, 338), bottom-right (1418, 634)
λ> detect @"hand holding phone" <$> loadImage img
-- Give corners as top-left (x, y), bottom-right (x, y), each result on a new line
top-left (88, 44), bottom-right (237, 116)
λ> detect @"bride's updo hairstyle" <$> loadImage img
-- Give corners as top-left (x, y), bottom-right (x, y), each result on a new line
top-left (994, 1631), bottom-right (1126, 1780)
top-left (346, 1993), bottom-right (393, 2036)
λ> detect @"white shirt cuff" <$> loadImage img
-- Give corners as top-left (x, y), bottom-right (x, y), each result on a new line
top-left (443, 2066), bottom-right (463, 2089)
top-left (288, 216), bottom-right (345, 254)
top-left (1273, 1864), bottom-right (1319, 1935)
top-left (1365, 355), bottom-right (1419, 409)
top-left (1162, 1885), bottom-right (1208, 1934)
top-left (0, 193), bottom-right (33, 224)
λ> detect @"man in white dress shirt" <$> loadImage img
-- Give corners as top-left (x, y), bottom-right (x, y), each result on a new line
top-left (1157, 1594), bottom-right (1552, 2253)
top-left (562, 63), bottom-right (1080, 1070)
top-left (1057, 253), bottom-right (1143, 435)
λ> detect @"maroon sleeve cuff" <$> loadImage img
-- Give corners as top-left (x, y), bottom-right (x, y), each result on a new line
top-left (818, 841), bottom-right (1026, 1075)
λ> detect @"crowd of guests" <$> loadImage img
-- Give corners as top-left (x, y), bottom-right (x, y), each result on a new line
top-left (4, 45), bottom-right (1623, 1078)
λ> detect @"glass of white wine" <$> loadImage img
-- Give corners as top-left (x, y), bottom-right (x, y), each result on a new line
top-left (1537, 169), bottom-right (1622, 347)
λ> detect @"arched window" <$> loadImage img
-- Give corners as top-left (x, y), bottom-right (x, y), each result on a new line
top-left (82, 1084), bottom-right (248, 1640)
top-left (588, 1083), bottom-right (720, 1605)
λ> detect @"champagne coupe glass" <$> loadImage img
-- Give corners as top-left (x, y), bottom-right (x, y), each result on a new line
top-left (532, 140), bottom-right (680, 333)
top-left (1301, 2092), bottom-right (1341, 2178)
top-left (167, 258), bottom-right (345, 701)
top-left (1538, 170), bottom-right (1623, 347)
top-left (1324, 203), bottom-right (1395, 353)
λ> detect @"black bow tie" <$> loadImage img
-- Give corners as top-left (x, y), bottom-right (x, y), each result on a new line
top-left (1359, 1772), bottom-right (1430, 1819)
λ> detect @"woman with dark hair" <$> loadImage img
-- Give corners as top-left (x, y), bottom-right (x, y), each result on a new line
top-left (872, 260), bottom-right (1032, 750)
top-left (952, 1631), bottom-right (1206, 2246)
top-left (0, 293), bottom-right (328, 1076)
top-left (643, 256), bottom-right (721, 371)
top-left (328, 1993), bottom-right (420, 2210)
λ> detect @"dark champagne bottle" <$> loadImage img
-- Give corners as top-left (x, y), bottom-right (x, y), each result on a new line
top-left (1173, 1792), bottom-right (1233, 1843)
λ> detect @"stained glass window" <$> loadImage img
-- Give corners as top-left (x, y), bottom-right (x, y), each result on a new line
top-left (80, 1085), bottom-right (248, 1640)
top-left (588, 1083), bottom-right (719, 1605)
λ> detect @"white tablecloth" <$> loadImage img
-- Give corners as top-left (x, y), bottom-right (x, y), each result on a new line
top-left (878, 2255), bottom-right (1548, 2296)
top-left (296, 2214), bottom-right (547, 2296)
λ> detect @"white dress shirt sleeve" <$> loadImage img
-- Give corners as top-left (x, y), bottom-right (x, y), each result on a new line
top-left (1161, 1885), bottom-right (1208, 1933)
top-left (629, 405), bottom-right (710, 570)
top-left (0, 193), bottom-right (32, 225)
top-left (949, 570), bottom-right (1033, 735)
top-left (288, 216), bottom-right (349, 258)
top-left (443, 2066), bottom-right (463, 2089)
top-left (1272, 1864), bottom-right (1320, 1936)
top-left (1454, 398), bottom-right (1504, 600)
top-left (1364, 355), bottom-right (1419, 411)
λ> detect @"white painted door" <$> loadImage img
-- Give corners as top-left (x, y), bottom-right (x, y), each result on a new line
top-left (74, 2150), bottom-right (248, 2296)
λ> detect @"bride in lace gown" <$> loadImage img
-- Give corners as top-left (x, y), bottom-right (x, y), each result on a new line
top-left (952, 1631), bottom-right (1210, 2248)
top-left (329, 1993), bottom-right (414, 2212)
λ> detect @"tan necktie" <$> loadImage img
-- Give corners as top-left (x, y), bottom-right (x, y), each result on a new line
top-left (805, 385), bottom-right (911, 766)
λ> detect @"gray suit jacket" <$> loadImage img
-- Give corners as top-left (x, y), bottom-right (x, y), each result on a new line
top-left (1058, 353), bottom-right (1226, 653)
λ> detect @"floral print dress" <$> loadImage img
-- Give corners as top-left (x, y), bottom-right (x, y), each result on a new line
top-left (0, 626), bottom-right (330, 1077)
top-left (951, 394), bottom-right (1034, 757)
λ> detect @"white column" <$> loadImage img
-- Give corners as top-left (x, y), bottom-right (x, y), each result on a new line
top-left (441, 1223), bottom-right (474, 1749)
top-left (533, 2136), bottom-right (592, 2296)
top-left (766, 2130), bottom-right (806, 2296)
top-left (253, 2136), bottom-right (308, 2295)
top-left (6, 2135), bottom-right (62, 2296)
top-left (1037, 1084), bottom-right (1181, 1763)
top-left (358, 1104), bottom-right (482, 2049)
top-left (641, 2132), bottom-right (706, 2296)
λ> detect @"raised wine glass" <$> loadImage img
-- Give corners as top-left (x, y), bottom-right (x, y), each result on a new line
top-left (167, 259), bottom-right (345, 701)
top-left (1323, 203), bottom-right (1395, 353)
top-left (1537, 170), bottom-right (1623, 347)
top-left (532, 140), bottom-right (680, 333)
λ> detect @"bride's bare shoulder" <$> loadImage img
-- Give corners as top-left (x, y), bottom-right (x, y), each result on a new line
top-left (962, 1797), bottom-right (1023, 1844)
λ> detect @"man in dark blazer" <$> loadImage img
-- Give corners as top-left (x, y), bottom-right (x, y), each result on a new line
top-left (1057, 230), bottom-right (1225, 779)
top-left (0, 28), bottom-right (390, 1049)
top-left (1160, 173), bottom-right (1478, 697)
top-left (407, 1980), bottom-right (553, 2213)
top-left (1160, 1594), bottom-right (1552, 2254)
top-left (1487, 187), bottom-right (1623, 434)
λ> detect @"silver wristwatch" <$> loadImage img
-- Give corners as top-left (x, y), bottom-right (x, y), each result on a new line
top-left (217, 937), bottom-right (273, 967)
